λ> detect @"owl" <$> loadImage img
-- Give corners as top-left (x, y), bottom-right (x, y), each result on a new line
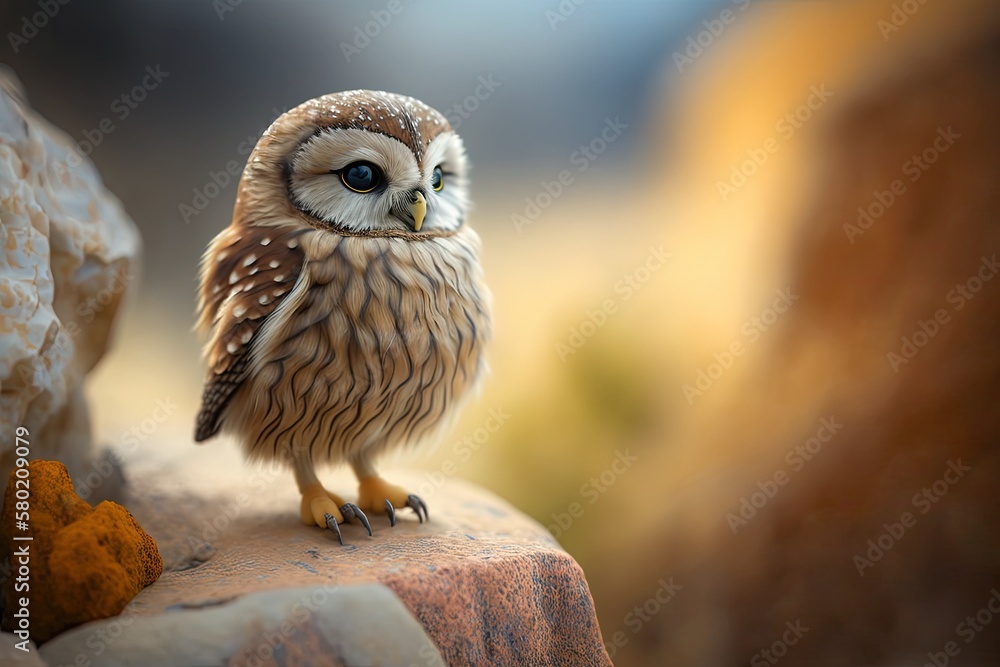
top-left (194, 90), bottom-right (491, 544)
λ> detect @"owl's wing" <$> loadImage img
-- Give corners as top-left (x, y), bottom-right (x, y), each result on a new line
top-left (194, 225), bottom-right (306, 442)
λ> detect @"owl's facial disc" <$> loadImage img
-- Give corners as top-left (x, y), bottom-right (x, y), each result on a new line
top-left (288, 127), bottom-right (468, 234)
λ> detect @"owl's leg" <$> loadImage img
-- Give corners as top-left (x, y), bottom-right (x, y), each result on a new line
top-left (351, 459), bottom-right (429, 527)
top-left (292, 450), bottom-right (372, 544)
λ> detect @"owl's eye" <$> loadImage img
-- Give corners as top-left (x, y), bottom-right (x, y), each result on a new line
top-left (339, 161), bottom-right (383, 193)
top-left (431, 166), bottom-right (444, 192)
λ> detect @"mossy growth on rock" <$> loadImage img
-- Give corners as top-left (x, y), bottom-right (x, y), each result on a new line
top-left (1, 460), bottom-right (162, 642)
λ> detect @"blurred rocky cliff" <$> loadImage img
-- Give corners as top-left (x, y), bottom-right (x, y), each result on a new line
top-left (582, 1), bottom-right (1000, 665)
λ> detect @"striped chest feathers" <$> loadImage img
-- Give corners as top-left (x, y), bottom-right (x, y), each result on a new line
top-left (247, 228), bottom-right (491, 422)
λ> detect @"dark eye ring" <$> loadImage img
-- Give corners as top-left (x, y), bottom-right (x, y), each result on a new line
top-left (431, 166), bottom-right (444, 192)
top-left (339, 161), bottom-right (382, 193)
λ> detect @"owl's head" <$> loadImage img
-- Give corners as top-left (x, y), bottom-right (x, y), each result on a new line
top-left (236, 90), bottom-right (469, 237)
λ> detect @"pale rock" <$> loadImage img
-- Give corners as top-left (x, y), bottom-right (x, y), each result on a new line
top-left (81, 469), bottom-right (613, 666)
top-left (39, 584), bottom-right (445, 667)
top-left (0, 632), bottom-right (47, 666)
top-left (0, 71), bottom-right (140, 483)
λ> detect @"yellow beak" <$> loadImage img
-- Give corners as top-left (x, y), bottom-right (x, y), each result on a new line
top-left (409, 191), bottom-right (426, 232)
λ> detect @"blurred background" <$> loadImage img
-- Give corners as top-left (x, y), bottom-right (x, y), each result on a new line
top-left (3, 0), bottom-right (999, 664)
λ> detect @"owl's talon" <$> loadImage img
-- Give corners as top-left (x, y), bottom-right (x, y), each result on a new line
top-left (340, 503), bottom-right (373, 537)
top-left (324, 512), bottom-right (345, 545)
top-left (407, 494), bottom-right (428, 523)
top-left (357, 477), bottom-right (429, 524)
top-left (385, 499), bottom-right (397, 527)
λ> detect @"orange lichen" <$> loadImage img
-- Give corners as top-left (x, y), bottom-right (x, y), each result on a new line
top-left (1, 460), bottom-right (162, 642)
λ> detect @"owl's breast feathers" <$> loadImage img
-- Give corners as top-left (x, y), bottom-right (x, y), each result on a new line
top-left (195, 225), bottom-right (491, 461)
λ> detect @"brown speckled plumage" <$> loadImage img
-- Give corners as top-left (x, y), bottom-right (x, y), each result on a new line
top-left (195, 224), bottom-right (308, 442)
top-left (206, 228), bottom-right (488, 461)
top-left (194, 90), bottom-right (491, 534)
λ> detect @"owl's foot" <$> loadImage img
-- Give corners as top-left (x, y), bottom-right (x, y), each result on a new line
top-left (300, 483), bottom-right (372, 545)
top-left (357, 476), bottom-right (429, 527)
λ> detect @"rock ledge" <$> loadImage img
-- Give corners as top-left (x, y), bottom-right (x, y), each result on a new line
top-left (40, 469), bottom-right (612, 666)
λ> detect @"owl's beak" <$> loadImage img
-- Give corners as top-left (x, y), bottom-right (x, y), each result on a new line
top-left (409, 191), bottom-right (426, 232)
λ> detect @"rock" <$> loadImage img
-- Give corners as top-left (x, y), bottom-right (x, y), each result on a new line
top-left (96, 469), bottom-right (611, 666)
top-left (0, 632), bottom-right (47, 666)
top-left (1, 460), bottom-right (162, 642)
top-left (0, 632), bottom-right (46, 667)
top-left (0, 70), bottom-right (141, 486)
top-left (586, 3), bottom-right (1000, 666)
top-left (40, 584), bottom-right (445, 667)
